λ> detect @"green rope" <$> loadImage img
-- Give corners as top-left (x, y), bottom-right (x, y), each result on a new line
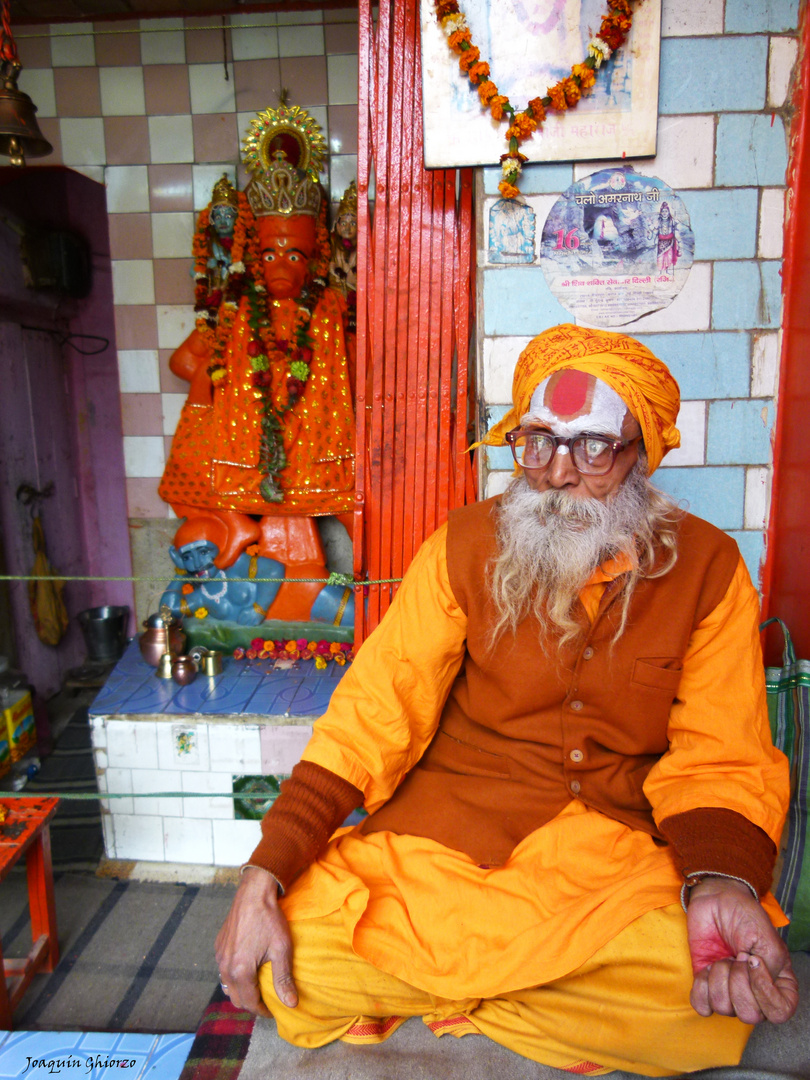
top-left (0, 574), bottom-right (403, 585)
top-left (2, 791), bottom-right (284, 800)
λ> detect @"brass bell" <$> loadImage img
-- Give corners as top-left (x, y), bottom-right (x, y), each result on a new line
top-left (0, 61), bottom-right (52, 165)
top-left (155, 652), bottom-right (174, 679)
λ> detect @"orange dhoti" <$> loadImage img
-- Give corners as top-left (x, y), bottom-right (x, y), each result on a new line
top-left (159, 288), bottom-right (354, 517)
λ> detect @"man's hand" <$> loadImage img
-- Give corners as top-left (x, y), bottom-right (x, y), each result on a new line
top-left (687, 876), bottom-right (798, 1025)
top-left (214, 866), bottom-right (298, 1016)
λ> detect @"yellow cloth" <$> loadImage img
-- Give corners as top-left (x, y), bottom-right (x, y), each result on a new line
top-left (261, 905), bottom-right (752, 1075)
top-left (281, 523), bottom-right (787, 1004)
top-left (476, 324), bottom-right (681, 473)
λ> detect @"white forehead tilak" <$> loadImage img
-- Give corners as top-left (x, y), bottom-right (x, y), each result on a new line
top-left (525, 372), bottom-right (629, 439)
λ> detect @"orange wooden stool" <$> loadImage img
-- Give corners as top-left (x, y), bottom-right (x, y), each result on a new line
top-left (0, 796), bottom-right (60, 1028)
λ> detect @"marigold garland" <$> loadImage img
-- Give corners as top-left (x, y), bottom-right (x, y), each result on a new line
top-left (233, 638), bottom-right (355, 665)
top-left (435, 0), bottom-right (636, 198)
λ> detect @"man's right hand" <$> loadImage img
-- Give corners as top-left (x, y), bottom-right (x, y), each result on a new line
top-left (215, 866), bottom-right (298, 1016)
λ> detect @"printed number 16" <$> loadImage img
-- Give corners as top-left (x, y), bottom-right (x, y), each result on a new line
top-left (555, 229), bottom-right (580, 250)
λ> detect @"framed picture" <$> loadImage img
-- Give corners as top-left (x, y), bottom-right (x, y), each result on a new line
top-left (421, 0), bottom-right (661, 167)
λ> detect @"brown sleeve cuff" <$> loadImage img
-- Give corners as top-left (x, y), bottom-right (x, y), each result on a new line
top-left (658, 807), bottom-right (777, 899)
top-left (247, 760), bottom-right (364, 892)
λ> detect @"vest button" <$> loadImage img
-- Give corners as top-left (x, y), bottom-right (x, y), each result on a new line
top-left (570, 780), bottom-right (581, 794)
top-left (570, 748), bottom-right (584, 762)
top-left (570, 699), bottom-right (583, 711)
top-left (583, 647), bottom-right (594, 660)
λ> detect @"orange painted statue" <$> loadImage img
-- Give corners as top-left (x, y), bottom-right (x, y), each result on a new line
top-left (158, 118), bottom-right (355, 522)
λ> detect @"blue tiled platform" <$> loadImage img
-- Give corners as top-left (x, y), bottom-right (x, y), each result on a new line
top-left (90, 641), bottom-right (349, 720)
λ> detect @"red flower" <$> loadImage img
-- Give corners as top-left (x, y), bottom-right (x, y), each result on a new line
top-left (300, 347), bottom-right (314, 363)
top-left (287, 376), bottom-right (305, 400)
top-left (275, 338), bottom-right (289, 352)
top-left (206, 289), bottom-right (222, 309)
top-left (247, 340), bottom-right (261, 357)
top-left (250, 637), bottom-right (265, 651)
top-left (252, 371), bottom-right (271, 388)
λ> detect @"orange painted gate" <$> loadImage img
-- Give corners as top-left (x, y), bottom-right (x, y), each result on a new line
top-left (353, 0), bottom-right (477, 643)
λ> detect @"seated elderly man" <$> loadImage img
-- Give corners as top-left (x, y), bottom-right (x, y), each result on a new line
top-left (216, 324), bottom-right (797, 1076)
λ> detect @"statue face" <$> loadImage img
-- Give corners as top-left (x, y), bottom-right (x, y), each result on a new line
top-left (177, 541), bottom-right (219, 574)
top-left (211, 204), bottom-right (238, 239)
top-left (336, 212), bottom-right (357, 241)
top-left (258, 215), bottom-right (317, 299)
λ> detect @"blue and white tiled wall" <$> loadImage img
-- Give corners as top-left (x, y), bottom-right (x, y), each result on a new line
top-left (477, 0), bottom-right (799, 585)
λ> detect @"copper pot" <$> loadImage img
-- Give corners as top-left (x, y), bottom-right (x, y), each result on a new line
top-left (139, 613), bottom-right (187, 667)
top-left (171, 655), bottom-right (198, 686)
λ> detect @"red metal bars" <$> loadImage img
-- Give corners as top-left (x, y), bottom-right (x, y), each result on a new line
top-left (354, 0), bottom-right (477, 644)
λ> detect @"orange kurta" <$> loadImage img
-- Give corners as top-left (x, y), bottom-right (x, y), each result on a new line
top-left (277, 523), bottom-right (787, 1001)
top-left (159, 287), bottom-right (354, 516)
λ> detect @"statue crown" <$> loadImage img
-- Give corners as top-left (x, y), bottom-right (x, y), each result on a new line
top-left (245, 159), bottom-right (321, 218)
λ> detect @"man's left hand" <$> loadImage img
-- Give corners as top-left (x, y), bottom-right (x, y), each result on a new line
top-left (687, 876), bottom-right (799, 1025)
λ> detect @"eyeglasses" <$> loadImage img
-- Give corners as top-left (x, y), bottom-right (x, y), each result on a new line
top-left (504, 428), bottom-right (642, 476)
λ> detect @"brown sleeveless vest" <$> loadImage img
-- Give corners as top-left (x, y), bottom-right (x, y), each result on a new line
top-left (359, 497), bottom-right (740, 866)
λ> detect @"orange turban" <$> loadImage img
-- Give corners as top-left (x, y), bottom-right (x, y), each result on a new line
top-left (480, 324), bottom-right (681, 474)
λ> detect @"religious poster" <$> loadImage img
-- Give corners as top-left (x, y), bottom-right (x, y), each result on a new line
top-left (421, 0), bottom-right (661, 167)
top-left (538, 166), bottom-right (694, 327)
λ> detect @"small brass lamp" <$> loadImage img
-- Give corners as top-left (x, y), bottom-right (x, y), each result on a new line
top-left (0, 0), bottom-right (52, 165)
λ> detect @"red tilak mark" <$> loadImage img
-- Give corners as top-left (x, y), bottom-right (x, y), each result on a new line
top-left (548, 369), bottom-right (591, 417)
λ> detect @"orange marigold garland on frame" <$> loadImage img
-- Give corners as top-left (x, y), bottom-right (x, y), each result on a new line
top-left (434, 0), bottom-right (636, 198)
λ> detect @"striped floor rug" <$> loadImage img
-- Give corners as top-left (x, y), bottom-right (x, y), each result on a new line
top-left (25, 706), bottom-right (104, 871)
top-left (1, 871), bottom-right (235, 1032)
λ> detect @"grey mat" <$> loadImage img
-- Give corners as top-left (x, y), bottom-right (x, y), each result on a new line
top-left (1, 871), bottom-right (236, 1032)
top-left (238, 952), bottom-right (810, 1080)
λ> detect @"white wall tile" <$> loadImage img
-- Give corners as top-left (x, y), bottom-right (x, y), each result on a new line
top-left (112, 260), bottom-right (156, 305)
top-left (193, 165), bottom-right (238, 212)
top-left (131, 767), bottom-right (183, 817)
top-left (277, 9), bottom-right (321, 23)
top-left (106, 166), bottom-right (150, 213)
top-left (329, 154), bottom-right (357, 201)
top-left (658, 400), bottom-right (706, 467)
top-left (106, 719), bottom-right (159, 769)
top-left (327, 54), bottom-right (358, 105)
top-left (161, 392), bottom-right (187, 436)
top-left (18, 69), bottom-right (56, 118)
top-left (260, 724), bottom-right (312, 774)
top-left (188, 63), bottom-right (236, 114)
top-left (574, 116), bottom-right (715, 191)
top-left (485, 471), bottom-right (512, 498)
top-left (157, 305), bottom-right (196, 350)
top-left (751, 332), bottom-right (780, 398)
top-left (100, 67), bottom-right (146, 117)
top-left (213, 818), bottom-right (262, 866)
top-left (482, 336), bottom-right (533, 404)
top-left (745, 466), bottom-right (771, 530)
top-left (208, 722), bottom-right (263, 774)
top-left (157, 721), bottom-right (211, 771)
top-left (230, 15), bottom-right (278, 61)
top-left (660, 0), bottom-right (723, 36)
top-left (758, 189), bottom-right (785, 260)
top-left (601, 262), bottom-right (711, 334)
top-left (105, 766), bottom-right (134, 815)
top-left (123, 436), bottom-right (166, 478)
top-left (101, 815), bottom-right (116, 858)
top-left (151, 212), bottom-right (195, 258)
top-left (115, 813), bottom-right (165, 861)
top-left (50, 22), bottom-right (95, 66)
top-left (95, 749), bottom-right (108, 771)
top-left (60, 118), bottom-right (106, 166)
top-left (163, 817), bottom-right (213, 864)
top-left (140, 18), bottom-right (186, 65)
top-left (182, 770), bottom-right (234, 819)
top-left (279, 24), bottom-right (325, 57)
top-left (768, 37), bottom-right (799, 109)
top-left (91, 717), bottom-right (108, 749)
top-left (148, 115), bottom-right (194, 165)
top-left (118, 349), bottom-right (161, 393)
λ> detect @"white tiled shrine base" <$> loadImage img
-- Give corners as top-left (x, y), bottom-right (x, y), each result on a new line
top-left (92, 716), bottom-right (312, 864)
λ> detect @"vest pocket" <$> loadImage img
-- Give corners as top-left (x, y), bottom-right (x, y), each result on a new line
top-left (420, 729), bottom-right (512, 779)
top-left (631, 657), bottom-right (683, 692)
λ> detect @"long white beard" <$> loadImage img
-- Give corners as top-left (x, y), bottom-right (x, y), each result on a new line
top-left (488, 462), bottom-right (653, 646)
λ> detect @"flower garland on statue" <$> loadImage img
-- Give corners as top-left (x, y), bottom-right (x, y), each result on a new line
top-left (234, 637), bottom-right (354, 668)
top-left (192, 190), bottom-right (259, 388)
top-left (244, 203), bottom-right (332, 504)
top-left (434, 0), bottom-right (635, 198)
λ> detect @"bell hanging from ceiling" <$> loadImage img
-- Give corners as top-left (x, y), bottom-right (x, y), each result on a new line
top-left (0, 0), bottom-right (52, 166)
top-left (0, 63), bottom-right (53, 165)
